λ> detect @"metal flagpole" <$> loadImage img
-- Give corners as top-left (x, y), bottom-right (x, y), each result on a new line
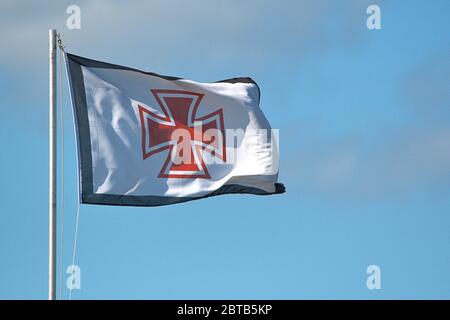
top-left (49, 29), bottom-right (57, 301)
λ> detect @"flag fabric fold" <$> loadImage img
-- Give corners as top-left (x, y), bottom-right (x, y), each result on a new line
top-left (65, 53), bottom-right (284, 206)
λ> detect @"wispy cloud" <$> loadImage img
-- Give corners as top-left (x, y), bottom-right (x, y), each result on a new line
top-left (284, 50), bottom-right (450, 202)
top-left (285, 125), bottom-right (450, 201)
top-left (0, 0), bottom-right (376, 70)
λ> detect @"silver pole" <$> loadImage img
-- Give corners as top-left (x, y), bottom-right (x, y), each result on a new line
top-left (48, 29), bottom-right (57, 301)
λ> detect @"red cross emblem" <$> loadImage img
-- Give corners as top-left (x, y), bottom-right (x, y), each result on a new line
top-left (138, 89), bottom-right (226, 179)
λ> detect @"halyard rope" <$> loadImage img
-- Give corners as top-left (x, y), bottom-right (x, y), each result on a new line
top-left (57, 34), bottom-right (82, 300)
top-left (57, 34), bottom-right (81, 300)
top-left (69, 202), bottom-right (80, 300)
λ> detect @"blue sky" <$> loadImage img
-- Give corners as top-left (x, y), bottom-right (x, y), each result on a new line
top-left (0, 0), bottom-right (449, 299)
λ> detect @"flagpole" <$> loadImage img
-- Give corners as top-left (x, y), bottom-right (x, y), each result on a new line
top-left (49, 29), bottom-right (57, 301)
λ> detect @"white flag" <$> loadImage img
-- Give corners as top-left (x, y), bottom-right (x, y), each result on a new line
top-left (66, 53), bottom-right (284, 206)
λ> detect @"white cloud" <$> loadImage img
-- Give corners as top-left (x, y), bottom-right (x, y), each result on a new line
top-left (0, 0), bottom-right (377, 70)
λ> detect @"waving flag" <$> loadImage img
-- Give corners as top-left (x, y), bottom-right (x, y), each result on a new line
top-left (66, 53), bottom-right (284, 206)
